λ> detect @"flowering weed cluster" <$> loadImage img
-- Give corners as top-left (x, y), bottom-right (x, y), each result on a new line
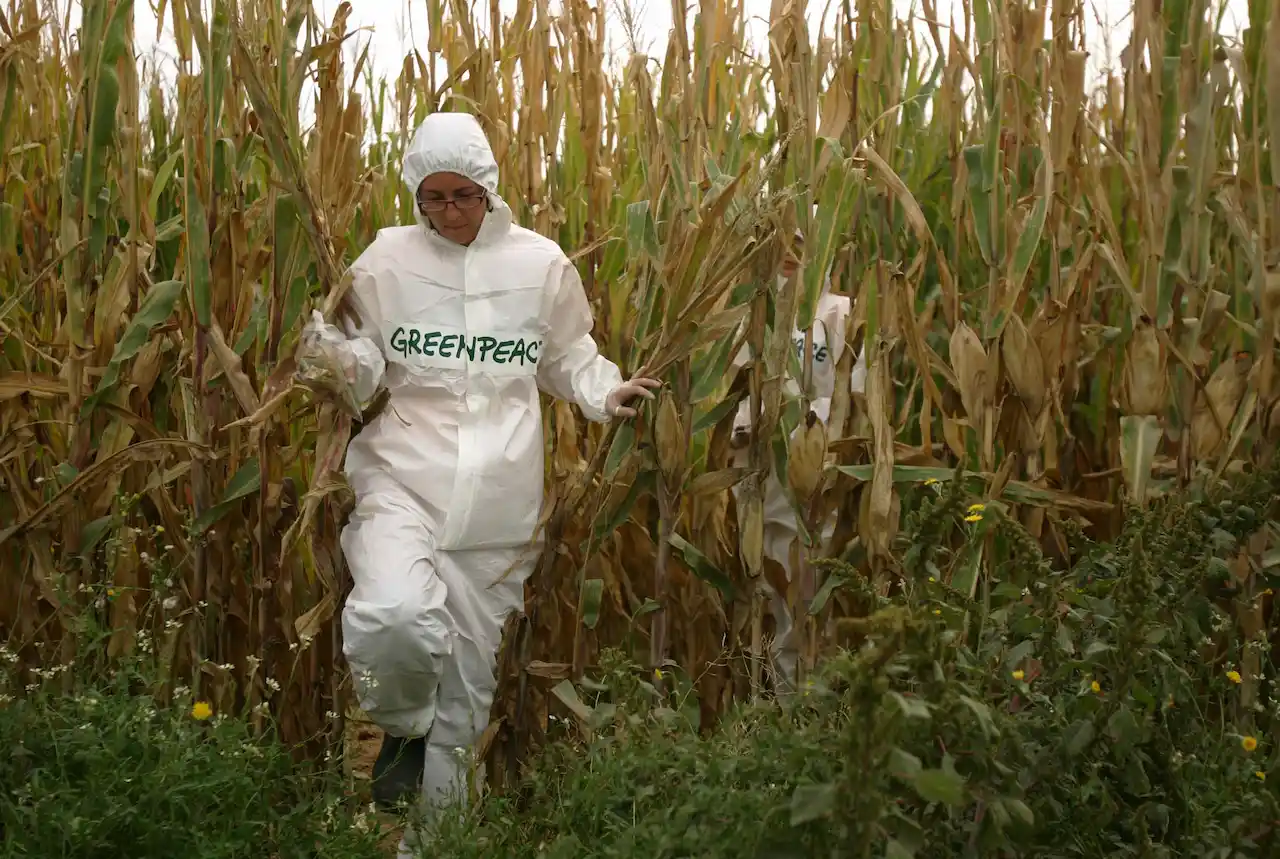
top-left (0, 664), bottom-right (387, 858)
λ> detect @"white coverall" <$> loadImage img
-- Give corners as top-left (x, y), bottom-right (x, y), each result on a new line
top-left (317, 114), bottom-right (624, 840)
top-left (730, 276), bottom-right (866, 690)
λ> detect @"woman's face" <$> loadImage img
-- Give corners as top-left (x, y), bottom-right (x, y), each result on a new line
top-left (780, 236), bottom-right (803, 280)
top-left (417, 172), bottom-right (488, 245)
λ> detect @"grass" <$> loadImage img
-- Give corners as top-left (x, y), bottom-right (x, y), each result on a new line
top-left (0, 651), bottom-right (388, 858)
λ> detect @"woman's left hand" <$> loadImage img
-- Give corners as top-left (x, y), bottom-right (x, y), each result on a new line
top-left (605, 377), bottom-right (661, 418)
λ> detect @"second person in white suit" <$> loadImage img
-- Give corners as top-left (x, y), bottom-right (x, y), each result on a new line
top-left (729, 229), bottom-right (866, 692)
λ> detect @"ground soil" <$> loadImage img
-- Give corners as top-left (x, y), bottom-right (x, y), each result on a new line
top-left (345, 711), bottom-right (405, 855)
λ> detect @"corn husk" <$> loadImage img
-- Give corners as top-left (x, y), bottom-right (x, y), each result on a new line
top-left (738, 492), bottom-right (765, 578)
top-left (1263, 267), bottom-right (1280, 321)
top-left (787, 410), bottom-right (828, 502)
top-left (1266, 397), bottom-right (1280, 441)
top-left (1191, 352), bottom-right (1251, 461)
top-left (1001, 313), bottom-right (1046, 417)
top-left (1121, 318), bottom-right (1168, 417)
top-left (949, 320), bottom-right (989, 422)
top-left (654, 393), bottom-right (687, 484)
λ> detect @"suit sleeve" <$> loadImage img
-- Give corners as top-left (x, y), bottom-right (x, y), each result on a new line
top-left (849, 345), bottom-right (868, 395)
top-left (825, 294), bottom-right (867, 395)
top-left (536, 257), bottom-right (624, 422)
top-left (337, 259), bottom-right (388, 408)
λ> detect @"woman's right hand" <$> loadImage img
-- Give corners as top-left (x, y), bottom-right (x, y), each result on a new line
top-left (296, 311), bottom-right (355, 380)
top-left (295, 311), bottom-right (363, 416)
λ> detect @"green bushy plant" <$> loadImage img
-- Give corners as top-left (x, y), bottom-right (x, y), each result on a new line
top-left (419, 466), bottom-right (1280, 858)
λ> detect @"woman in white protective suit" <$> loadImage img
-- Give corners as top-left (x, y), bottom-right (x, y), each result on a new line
top-left (295, 112), bottom-right (659, 832)
top-left (729, 228), bottom-right (866, 693)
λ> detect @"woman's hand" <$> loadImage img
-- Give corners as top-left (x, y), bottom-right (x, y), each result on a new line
top-left (296, 311), bottom-right (356, 381)
top-left (605, 376), bottom-right (661, 418)
top-left (295, 310), bottom-right (365, 417)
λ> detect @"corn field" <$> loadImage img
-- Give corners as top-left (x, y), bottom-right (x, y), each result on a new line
top-left (1, 0), bottom-right (1277, 789)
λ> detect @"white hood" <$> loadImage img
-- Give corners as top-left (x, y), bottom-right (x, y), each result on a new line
top-left (401, 112), bottom-right (501, 196)
top-left (777, 266), bottom-right (833, 297)
top-left (400, 112), bottom-right (511, 241)
top-left (790, 216), bottom-right (833, 296)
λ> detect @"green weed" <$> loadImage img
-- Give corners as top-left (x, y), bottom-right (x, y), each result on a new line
top-left (419, 466), bottom-right (1280, 858)
top-left (0, 661), bottom-right (387, 858)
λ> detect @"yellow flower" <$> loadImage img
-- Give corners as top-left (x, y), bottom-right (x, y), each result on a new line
top-left (155, 525), bottom-right (165, 534)
top-left (106, 588), bottom-right (116, 598)
top-left (964, 514), bottom-right (983, 523)
top-left (928, 576), bottom-right (936, 582)
top-left (653, 668), bottom-right (663, 681)
top-left (1012, 670), bottom-right (1025, 681)
top-left (924, 478), bottom-right (939, 486)
top-left (1242, 735), bottom-right (1258, 753)
top-left (1227, 670), bottom-right (1242, 684)
top-left (932, 609), bottom-right (941, 616)
top-left (1090, 680), bottom-right (1101, 694)
top-left (967, 503), bottom-right (986, 513)
top-left (191, 701), bottom-right (213, 721)
top-left (1256, 771), bottom-right (1266, 782)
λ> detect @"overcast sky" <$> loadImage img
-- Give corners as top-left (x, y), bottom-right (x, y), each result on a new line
top-left (42, 0), bottom-right (1250, 143)
top-left (116, 0), bottom-right (1250, 94)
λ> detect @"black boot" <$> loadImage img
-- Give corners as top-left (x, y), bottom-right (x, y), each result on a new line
top-left (371, 734), bottom-right (427, 811)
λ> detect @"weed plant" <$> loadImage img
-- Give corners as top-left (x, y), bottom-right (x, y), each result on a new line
top-left (420, 466), bottom-right (1280, 858)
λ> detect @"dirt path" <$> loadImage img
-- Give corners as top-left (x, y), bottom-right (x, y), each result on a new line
top-left (345, 713), bottom-right (405, 855)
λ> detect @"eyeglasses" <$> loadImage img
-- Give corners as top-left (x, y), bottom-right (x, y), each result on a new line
top-left (417, 193), bottom-right (487, 213)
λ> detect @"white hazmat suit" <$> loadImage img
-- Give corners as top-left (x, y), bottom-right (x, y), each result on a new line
top-left (730, 273), bottom-right (866, 691)
top-left (299, 114), bottom-right (632, 847)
